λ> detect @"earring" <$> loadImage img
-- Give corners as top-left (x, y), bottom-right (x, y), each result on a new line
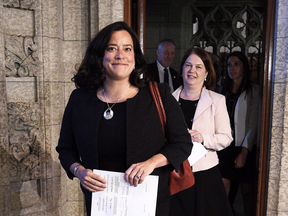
top-left (205, 78), bottom-right (207, 81)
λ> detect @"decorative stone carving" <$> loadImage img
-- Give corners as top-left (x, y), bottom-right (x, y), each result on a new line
top-left (190, 3), bottom-right (263, 81)
top-left (5, 35), bottom-right (39, 77)
top-left (3, 0), bottom-right (39, 10)
top-left (7, 102), bottom-right (40, 181)
top-left (191, 3), bottom-right (262, 56)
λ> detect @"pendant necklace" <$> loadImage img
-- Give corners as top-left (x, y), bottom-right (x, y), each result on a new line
top-left (103, 85), bottom-right (130, 120)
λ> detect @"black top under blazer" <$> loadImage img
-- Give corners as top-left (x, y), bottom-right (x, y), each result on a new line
top-left (147, 61), bottom-right (180, 91)
top-left (56, 83), bottom-right (192, 207)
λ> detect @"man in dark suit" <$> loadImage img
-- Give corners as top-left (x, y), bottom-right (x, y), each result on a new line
top-left (147, 39), bottom-right (180, 92)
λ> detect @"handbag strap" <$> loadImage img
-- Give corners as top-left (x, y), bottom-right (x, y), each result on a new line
top-left (148, 81), bottom-right (167, 136)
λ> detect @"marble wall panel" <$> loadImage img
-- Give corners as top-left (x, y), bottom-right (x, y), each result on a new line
top-left (51, 124), bottom-right (61, 163)
top-left (52, 176), bottom-right (62, 208)
top-left (60, 173), bottom-right (68, 207)
top-left (45, 177), bottom-right (54, 210)
top-left (274, 38), bottom-right (288, 83)
top-left (278, 0), bottom-right (288, 20)
top-left (278, 180), bottom-right (288, 212)
top-left (0, 140), bottom-right (9, 185)
top-left (98, 0), bottom-right (124, 30)
top-left (41, 0), bottom-right (63, 39)
top-left (3, 7), bottom-right (34, 36)
top-left (277, 212), bottom-right (288, 216)
top-left (19, 180), bottom-right (42, 208)
top-left (42, 82), bottom-right (52, 126)
top-left (62, 40), bottom-right (88, 82)
top-left (42, 37), bottom-right (64, 82)
top-left (281, 128), bottom-right (288, 180)
top-left (0, 82), bottom-right (8, 131)
top-left (0, 185), bottom-right (10, 215)
top-left (0, 6), bottom-right (3, 34)
top-left (61, 200), bottom-right (85, 216)
top-left (266, 210), bottom-right (277, 216)
top-left (269, 127), bottom-right (283, 180)
top-left (267, 178), bottom-right (279, 212)
top-left (61, 175), bottom-right (85, 215)
top-left (51, 82), bottom-right (65, 125)
top-left (43, 125), bottom-right (54, 179)
top-left (41, 81), bottom-right (65, 127)
top-left (0, 33), bottom-right (4, 79)
top-left (90, 0), bottom-right (99, 38)
top-left (271, 83), bottom-right (286, 127)
top-left (9, 181), bottom-right (25, 214)
top-left (276, 18), bottom-right (288, 38)
top-left (6, 77), bottom-right (37, 102)
top-left (67, 177), bottom-right (84, 201)
top-left (63, 0), bottom-right (89, 41)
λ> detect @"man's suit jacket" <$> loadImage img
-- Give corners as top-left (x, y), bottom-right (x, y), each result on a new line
top-left (173, 86), bottom-right (233, 172)
top-left (147, 61), bottom-right (180, 91)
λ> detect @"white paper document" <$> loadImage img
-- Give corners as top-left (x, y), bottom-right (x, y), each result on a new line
top-left (91, 169), bottom-right (159, 216)
top-left (188, 142), bottom-right (208, 165)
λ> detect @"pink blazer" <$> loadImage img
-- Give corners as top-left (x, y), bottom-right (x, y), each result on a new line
top-left (173, 86), bottom-right (233, 172)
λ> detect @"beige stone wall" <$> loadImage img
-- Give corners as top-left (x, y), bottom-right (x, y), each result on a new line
top-left (266, 1), bottom-right (288, 215)
top-left (0, 0), bottom-right (123, 215)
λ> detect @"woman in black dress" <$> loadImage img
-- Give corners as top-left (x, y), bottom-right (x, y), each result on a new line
top-left (56, 21), bottom-right (192, 216)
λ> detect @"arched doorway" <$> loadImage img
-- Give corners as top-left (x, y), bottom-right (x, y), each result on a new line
top-left (124, 0), bottom-right (275, 215)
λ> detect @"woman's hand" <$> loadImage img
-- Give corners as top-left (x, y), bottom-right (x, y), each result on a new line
top-left (124, 153), bottom-right (169, 187)
top-left (234, 147), bottom-right (248, 168)
top-left (188, 129), bottom-right (203, 143)
top-left (75, 166), bottom-right (107, 192)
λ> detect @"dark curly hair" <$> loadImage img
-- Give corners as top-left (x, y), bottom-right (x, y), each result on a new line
top-left (178, 47), bottom-right (216, 90)
top-left (72, 21), bottom-right (148, 91)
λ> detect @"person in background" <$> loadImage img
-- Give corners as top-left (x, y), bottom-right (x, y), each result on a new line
top-left (147, 39), bottom-right (180, 92)
top-left (56, 21), bottom-right (192, 216)
top-left (170, 47), bottom-right (233, 216)
top-left (217, 51), bottom-right (261, 216)
top-left (210, 53), bottom-right (224, 93)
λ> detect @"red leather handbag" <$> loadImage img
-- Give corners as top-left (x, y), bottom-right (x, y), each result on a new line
top-left (149, 81), bottom-right (195, 195)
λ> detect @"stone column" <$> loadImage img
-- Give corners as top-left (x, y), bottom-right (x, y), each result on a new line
top-left (267, 0), bottom-right (288, 215)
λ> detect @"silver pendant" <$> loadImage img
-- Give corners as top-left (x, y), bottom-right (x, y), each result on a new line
top-left (103, 108), bottom-right (114, 120)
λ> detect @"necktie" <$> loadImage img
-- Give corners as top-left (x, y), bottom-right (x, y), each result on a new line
top-left (164, 68), bottom-right (169, 84)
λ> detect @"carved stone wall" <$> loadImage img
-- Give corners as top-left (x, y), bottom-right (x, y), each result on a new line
top-left (0, 0), bottom-right (123, 215)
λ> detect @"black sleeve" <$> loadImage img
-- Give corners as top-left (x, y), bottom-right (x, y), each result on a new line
top-left (56, 90), bottom-right (81, 179)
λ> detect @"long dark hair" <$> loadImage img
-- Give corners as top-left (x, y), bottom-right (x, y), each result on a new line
top-left (221, 51), bottom-right (252, 96)
top-left (178, 47), bottom-right (216, 90)
top-left (72, 21), bottom-right (147, 91)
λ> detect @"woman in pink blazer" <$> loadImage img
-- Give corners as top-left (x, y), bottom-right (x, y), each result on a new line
top-left (169, 47), bottom-right (233, 216)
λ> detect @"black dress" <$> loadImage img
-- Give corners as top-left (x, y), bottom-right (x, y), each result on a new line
top-left (217, 93), bottom-right (256, 183)
top-left (56, 85), bottom-right (192, 216)
top-left (85, 99), bottom-right (127, 215)
top-left (169, 98), bottom-right (233, 216)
